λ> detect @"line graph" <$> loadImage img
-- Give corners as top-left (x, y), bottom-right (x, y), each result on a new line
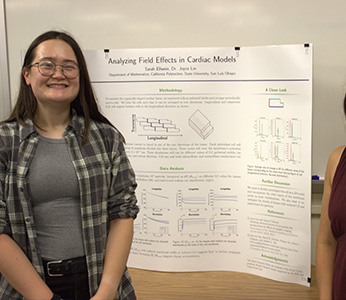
top-left (211, 218), bottom-right (238, 235)
top-left (272, 142), bottom-right (285, 162)
top-left (256, 118), bottom-right (269, 137)
top-left (142, 189), bottom-right (170, 209)
top-left (144, 216), bottom-right (170, 235)
top-left (271, 119), bottom-right (285, 138)
top-left (177, 190), bottom-right (207, 209)
top-left (255, 141), bottom-right (269, 160)
top-left (288, 119), bottom-right (301, 139)
top-left (178, 217), bottom-right (208, 235)
top-left (288, 143), bottom-right (301, 163)
top-left (209, 190), bottom-right (238, 210)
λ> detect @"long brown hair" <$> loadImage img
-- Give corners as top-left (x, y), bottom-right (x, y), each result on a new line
top-left (4, 30), bottom-right (117, 144)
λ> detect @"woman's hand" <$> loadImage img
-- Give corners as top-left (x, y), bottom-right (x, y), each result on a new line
top-left (0, 234), bottom-right (53, 300)
top-left (90, 218), bottom-right (134, 300)
top-left (90, 287), bottom-right (115, 300)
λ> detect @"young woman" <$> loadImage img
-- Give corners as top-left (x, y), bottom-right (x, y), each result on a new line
top-left (0, 31), bottom-right (139, 300)
top-left (316, 96), bottom-right (346, 299)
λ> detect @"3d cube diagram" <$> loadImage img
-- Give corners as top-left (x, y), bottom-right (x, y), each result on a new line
top-left (189, 110), bottom-right (214, 139)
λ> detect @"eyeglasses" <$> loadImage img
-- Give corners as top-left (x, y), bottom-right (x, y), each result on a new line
top-left (30, 60), bottom-right (79, 79)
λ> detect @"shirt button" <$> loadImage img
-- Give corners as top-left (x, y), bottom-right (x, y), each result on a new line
top-left (25, 217), bottom-right (31, 223)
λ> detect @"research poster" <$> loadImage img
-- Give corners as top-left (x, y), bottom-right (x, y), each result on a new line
top-left (84, 44), bottom-right (312, 286)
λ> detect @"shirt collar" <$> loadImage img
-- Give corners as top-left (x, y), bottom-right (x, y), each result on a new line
top-left (19, 119), bottom-right (38, 142)
top-left (67, 109), bottom-right (85, 138)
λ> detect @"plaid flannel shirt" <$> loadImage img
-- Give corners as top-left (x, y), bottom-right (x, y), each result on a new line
top-left (0, 112), bottom-right (139, 299)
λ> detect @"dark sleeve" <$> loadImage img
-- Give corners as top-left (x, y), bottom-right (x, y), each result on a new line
top-left (107, 140), bottom-right (139, 220)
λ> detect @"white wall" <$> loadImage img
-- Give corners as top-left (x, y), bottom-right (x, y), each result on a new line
top-left (0, 0), bottom-right (11, 120)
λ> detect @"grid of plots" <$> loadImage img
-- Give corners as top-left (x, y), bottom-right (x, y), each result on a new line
top-left (139, 214), bottom-right (239, 236)
top-left (256, 118), bottom-right (301, 139)
top-left (176, 190), bottom-right (239, 210)
top-left (140, 189), bottom-right (239, 236)
top-left (255, 118), bottom-right (302, 163)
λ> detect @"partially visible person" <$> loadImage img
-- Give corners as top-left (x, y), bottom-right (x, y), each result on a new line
top-left (0, 30), bottom-right (139, 300)
top-left (316, 94), bottom-right (346, 299)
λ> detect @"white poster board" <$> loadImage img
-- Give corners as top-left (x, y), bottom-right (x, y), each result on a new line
top-left (84, 44), bottom-right (312, 286)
